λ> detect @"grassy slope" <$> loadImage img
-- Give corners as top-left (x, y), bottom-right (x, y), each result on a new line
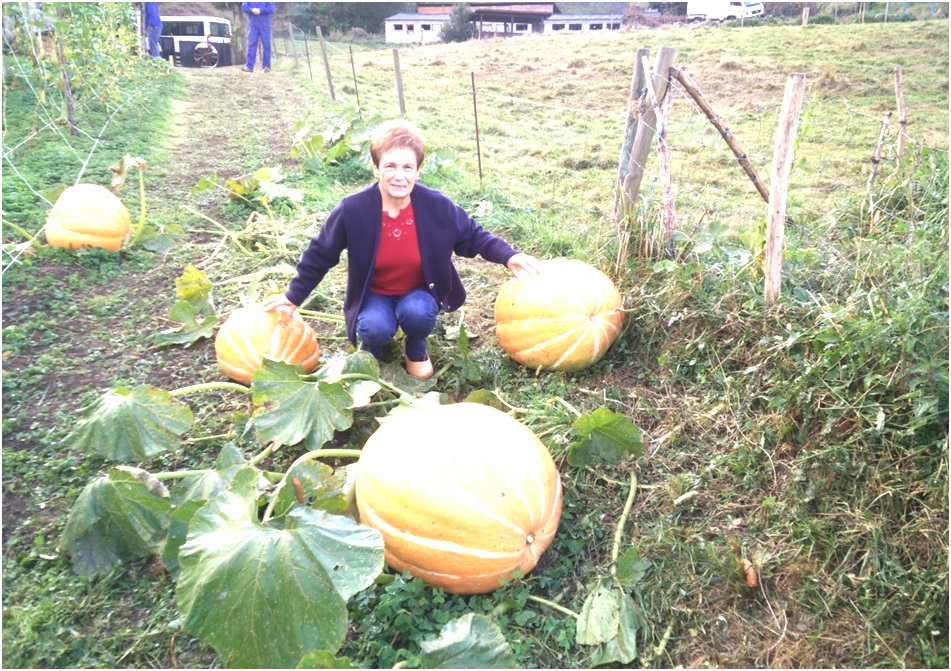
top-left (2, 17), bottom-right (948, 670)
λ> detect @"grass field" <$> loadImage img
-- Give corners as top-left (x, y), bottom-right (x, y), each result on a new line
top-left (2, 12), bottom-right (948, 669)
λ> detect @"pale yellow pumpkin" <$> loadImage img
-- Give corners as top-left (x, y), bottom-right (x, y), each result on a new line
top-left (355, 403), bottom-right (562, 594)
top-left (45, 184), bottom-right (133, 252)
top-left (215, 304), bottom-right (321, 385)
top-left (494, 259), bottom-right (624, 372)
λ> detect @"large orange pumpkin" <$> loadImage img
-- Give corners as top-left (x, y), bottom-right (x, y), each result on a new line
top-left (214, 304), bottom-right (321, 385)
top-left (45, 184), bottom-right (133, 252)
top-left (355, 403), bottom-right (562, 594)
top-left (494, 258), bottom-right (625, 372)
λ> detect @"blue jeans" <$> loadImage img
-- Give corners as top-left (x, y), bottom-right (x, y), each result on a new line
top-left (147, 25), bottom-right (162, 58)
top-left (356, 288), bottom-right (438, 361)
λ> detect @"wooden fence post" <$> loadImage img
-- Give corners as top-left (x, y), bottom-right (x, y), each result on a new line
top-left (894, 66), bottom-right (907, 159)
top-left (614, 47), bottom-right (650, 219)
top-left (671, 67), bottom-right (770, 203)
top-left (621, 45), bottom-right (676, 212)
top-left (802, 6), bottom-right (810, 24)
top-left (317, 27), bottom-right (335, 101)
top-left (393, 48), bottom-right (406, 115)
top-left (765, 74), bottom-right (807, 306)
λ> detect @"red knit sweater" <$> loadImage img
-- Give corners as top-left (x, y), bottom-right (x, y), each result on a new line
top-left (370, 202), bottom-right (426, 295)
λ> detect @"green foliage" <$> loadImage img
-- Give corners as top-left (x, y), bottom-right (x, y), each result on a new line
top-left (440, 4), bottom-right (477, 43)
top-left (291, 106), bottom-right (383, 180)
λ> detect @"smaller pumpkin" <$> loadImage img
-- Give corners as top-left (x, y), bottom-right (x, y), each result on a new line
top-left (494, 259), bottom-right (624, 373)
top-left (215, 304), bottom-right (321, 385)
top-left (45, 184), bottom-right (132, 252)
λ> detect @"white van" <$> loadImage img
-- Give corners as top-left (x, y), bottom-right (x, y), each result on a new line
top-left (159, 15), bottom-right (233, 68)
top-left (686, 2), bottom-right (765, 21)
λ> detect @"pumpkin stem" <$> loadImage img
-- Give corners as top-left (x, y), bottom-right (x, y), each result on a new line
top-left (610, 471), bottom-right (639, 576)
top-left (167, 381), bottom-right (252, 398)
top-left (526, 595), bottom-right (579, 619)
top-left (261, 448), bottom-right (363, 523)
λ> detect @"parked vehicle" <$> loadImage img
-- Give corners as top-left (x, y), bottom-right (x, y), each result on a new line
top-left (686, 1), bottom-right (765, 21)
top-left (159, 15), bottom-right (233, 68)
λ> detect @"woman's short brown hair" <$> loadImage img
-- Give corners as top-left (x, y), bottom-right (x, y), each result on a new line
top-left (369, 120), bottom-right (426, 168)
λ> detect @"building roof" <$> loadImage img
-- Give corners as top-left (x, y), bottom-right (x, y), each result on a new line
top-left (386, 13), bottom-right (450, 21)
top-left (545, 13), bottom-right (624, 20)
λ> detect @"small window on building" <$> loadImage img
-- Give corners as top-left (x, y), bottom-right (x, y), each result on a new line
top-left (568, 23), bottom-right (582, 31)
top-left (590, 23), bottom-right (603, 30)
top-left (422, 24), bottom-right (431, 30)
top-left (406, 24), bottom-right (415, 32)
top-left (515, 23), bottom-right (528, 31)
top-left (611, 22), bottom-right (621, 29)
top-left (552, 23), bottom-right (565, 30)
top-left (394, 23), bottom-right (403, 30)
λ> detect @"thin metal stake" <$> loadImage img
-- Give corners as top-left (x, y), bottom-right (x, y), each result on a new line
top-left (471, 72), bottom-right (483, 183)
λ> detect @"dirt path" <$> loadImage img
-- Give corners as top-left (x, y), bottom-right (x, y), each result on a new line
top-left (155, 65), bottom-right (317, 206)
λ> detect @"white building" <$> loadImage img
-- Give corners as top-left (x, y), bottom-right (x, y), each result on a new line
top-left (542, 13), bottom-right (624, 33)
top-left (384, 4), bottom-right (625, 44)
top-left (384, 12), bottom-right (450, 44)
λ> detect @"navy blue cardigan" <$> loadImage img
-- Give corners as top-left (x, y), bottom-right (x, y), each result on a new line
top-left (285, 183), bottom-right (519, 344)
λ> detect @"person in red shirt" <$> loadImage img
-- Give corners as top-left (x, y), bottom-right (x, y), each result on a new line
top-left (262, 120), bottom-right (539, 379)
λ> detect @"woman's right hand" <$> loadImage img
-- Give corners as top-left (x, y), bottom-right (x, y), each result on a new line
top-left (261, 293), bottom-right (297, 318)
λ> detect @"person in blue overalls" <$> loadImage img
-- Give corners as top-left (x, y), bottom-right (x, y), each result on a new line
top-left (241, 2), bottom-right (275, 72)
top-left (143, 2), bottom-right (162, 58)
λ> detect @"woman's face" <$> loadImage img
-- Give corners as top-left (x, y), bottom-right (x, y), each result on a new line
top-left (374, 147), bottom-right (420, 206)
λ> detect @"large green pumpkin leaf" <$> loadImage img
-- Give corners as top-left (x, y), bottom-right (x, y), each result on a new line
top-left (588, 589), bottom-right (644, 667)
top-left (57, 466), bottom-right (171, 576)
top-left (68, 385), bottom-right (193, 462)
top-left (419, 613), bottom-right (516, 669)
top-left (176, 490), bottom-right (384, 668)
top-left (576, 579), bottom-right (620, 646)
top-left (164, 451), bottom-right (261, 578)
top-left (154, 300), bottom-right (217, 347)
top-left (297, 650), bottom-right (361, 669)
top-left (569, 407), bottom-right (644, 467)
top-left (313, 350), bottom-right (382, 408)
top-left (251, 359), bottom-right (353, 450)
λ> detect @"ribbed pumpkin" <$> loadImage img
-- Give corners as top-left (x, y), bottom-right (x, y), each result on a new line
top-left (214, 304), bottom-right (321, 385)
top-left (45, 184), bottom-right (133, 252)
top-left (355, 403), bottom-right (562, 594)
top-left (494, 258), bottom-right (624, 372)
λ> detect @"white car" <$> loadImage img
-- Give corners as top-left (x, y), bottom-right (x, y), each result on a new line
top-left (686, 1), bottom-right (765, 22)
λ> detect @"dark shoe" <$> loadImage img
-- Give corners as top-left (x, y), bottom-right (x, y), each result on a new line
top-left (402, 341), bottom-right (434, 380)
top-left (241, 66), bottom-right (253, 72)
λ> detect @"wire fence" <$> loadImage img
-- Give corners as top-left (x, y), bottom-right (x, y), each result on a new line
top-left (4, 21), bottom-right (948, 275)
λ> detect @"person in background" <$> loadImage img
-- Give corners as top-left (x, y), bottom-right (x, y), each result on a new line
top-left (240, 2), bottom-right (275, 72)
top-left (261, 120), bottom-right (540, 379)
top-left (143, 2), bottom-right (162, 58)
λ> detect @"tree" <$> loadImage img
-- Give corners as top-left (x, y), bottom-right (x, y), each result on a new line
top-left (287, 2), bottom-right (413, 35)
top-left (440, 3), bottom-right (476, 43)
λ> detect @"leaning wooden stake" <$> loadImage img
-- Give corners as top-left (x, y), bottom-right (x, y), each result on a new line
top-left (471, 72), bottom-right (483, 183)
top-left (764, 73), bottom-right (807, 306)
top-left (622, 45), bottom-right (676, 212)
top-left (317, 27), bottom-right (335, 101)
top-left (866, 110), bottom-right (893, 196)
top-left (671, 67), bottom-right (770, 203)
top-left (349, 46), bottom-right (361, 110)
top-left (641, 54), bottom-right (675, 252)
top-left (894, 66), bottom-right (907, 159)
top-left (614, 47), bottom-right (650, 219)
top-left (393, 49), bottom-right (406, 115)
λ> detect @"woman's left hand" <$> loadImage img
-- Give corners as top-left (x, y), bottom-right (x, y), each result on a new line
top-left (506, 253), bottom-right (541, 280)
